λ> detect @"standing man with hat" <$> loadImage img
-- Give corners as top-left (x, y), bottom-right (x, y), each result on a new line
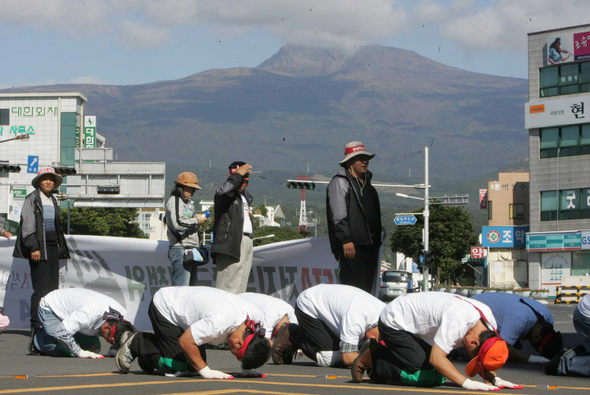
top-left (13, 167), bottom-right (70, 353)
top-left (165, 171), bottom-right (207, 286)
top-left (212, 161), bottom-right (254, 293)
top-left (327, 141), bottom-right (382, 293)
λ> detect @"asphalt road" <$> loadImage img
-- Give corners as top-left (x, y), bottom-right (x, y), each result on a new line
top-left (0, 303), bottom-right (588, 395)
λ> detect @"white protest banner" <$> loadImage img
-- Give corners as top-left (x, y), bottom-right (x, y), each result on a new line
top-left (0, 235), bottom-right (340, 330)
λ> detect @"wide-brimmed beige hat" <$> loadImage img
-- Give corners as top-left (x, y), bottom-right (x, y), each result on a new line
top-left (32, 167), bottom-right (63, 189)
top-left (339, 141), bottom-right (375, 165)
top-left (175, 171), bottom-right (202, 190)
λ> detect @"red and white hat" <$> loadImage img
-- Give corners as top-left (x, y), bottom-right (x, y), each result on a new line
top-left (31, 167), bottom-right (63, 189)
top-left (339, 141), bottom-right (375, 165)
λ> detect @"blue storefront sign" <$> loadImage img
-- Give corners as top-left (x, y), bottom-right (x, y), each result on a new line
top-left (482, 226), bottom-right (529, 248)
top-left (526, 232), bottom-right (581, 251)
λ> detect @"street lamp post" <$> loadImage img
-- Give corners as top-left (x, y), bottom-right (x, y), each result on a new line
top-left (423, 146), bottom-right (430, 293)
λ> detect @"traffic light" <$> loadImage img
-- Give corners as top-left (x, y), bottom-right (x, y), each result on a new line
top-left (286, 180), bottom-right (316, 190)
top-left (0, 164), bottom-right (21, 173)
top-left (423, 250), bottom-right (433, 267)
top-left (54, 167), bottom-right (77, 176)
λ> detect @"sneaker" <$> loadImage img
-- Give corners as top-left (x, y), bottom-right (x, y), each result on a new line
top-left (115, 331), bottom-right (137, 373)
top-left (28, 328), bottom-right (40, 355)
top-left (351, 338), bottom-right (378, 383)
top-left (271, 323), bottom-right (294, 365)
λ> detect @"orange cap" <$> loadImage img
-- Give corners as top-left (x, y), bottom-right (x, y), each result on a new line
top-left (465, 337), bottom-right (508, 377)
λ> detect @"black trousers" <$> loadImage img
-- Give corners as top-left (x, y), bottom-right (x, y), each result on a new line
top-left (29, 243), bottom-right (60, 329)
top-left (129, 301), bottom-right (206, 374)
top-left (372, 319), bottom-right (441, 385)
top-left (337, 245), bottom-right (379, 294)
top-left (294, 305), bottom-right (339, 361)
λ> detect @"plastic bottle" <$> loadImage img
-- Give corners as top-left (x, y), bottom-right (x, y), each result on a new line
top-left (185, 200), bottom-right (195, 219)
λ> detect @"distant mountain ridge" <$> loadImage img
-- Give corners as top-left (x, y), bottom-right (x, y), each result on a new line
top-left (1, 45), bottom-right (529, 190)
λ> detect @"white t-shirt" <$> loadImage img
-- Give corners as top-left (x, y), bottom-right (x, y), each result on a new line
top-left (39, 288), bottom-right (127, 336)
top-left (578, 294), bottom-right (590, 318)
top-left (153, 286), bottom-right (264, 346)
top-left (296, 284), bottom-right (385, 348)
top-left (379, 292), bottom-right (497, 354)
top-left (240, 194), bottom-right (253, 234)
top-left (239, 292), bottom-right (298, 338)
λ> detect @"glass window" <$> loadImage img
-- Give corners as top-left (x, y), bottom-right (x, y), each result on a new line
top-left (541, 191), bottom-right (558, 211)
top-left (582, 188), bottom-right (590, 219)
top-left (0, 109), bottom-right (8, 125)
top-left (581, 62), bottom-right (590, 83)
top-left (540, 67), bottom-right (559, 88)
top-left (541, 128), bottom-right (559, 148)
top-left (572, 252), bottom-right (590, 276)
top-left (560, 63), bottom-right (579, 85)
top-left (560, 189), bottom-right (580, 219)
top-left (487, 201), bottom-right (493, 221)
top-left (561, 125), bottom-right (579, 146)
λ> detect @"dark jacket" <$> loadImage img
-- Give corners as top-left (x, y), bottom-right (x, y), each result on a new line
top-left (326, 168), bottom-right (381, 257)
top-left (211, 173), bottom-right (253, 262)
top-left (13, 189), bottom-right (70, 260)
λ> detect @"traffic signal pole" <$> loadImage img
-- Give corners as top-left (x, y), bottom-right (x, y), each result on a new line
top-left (423, 146), bottom-right (430, 292)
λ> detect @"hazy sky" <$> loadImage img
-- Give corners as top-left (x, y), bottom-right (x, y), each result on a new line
top-left (2, 0), bottom-right (589, 87)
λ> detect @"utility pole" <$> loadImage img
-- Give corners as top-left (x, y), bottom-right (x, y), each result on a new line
top-left (423, 146), bottom-right (430, 292)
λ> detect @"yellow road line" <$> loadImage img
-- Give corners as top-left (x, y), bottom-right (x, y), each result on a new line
top-left (0, 378), bottom-right (527, 395)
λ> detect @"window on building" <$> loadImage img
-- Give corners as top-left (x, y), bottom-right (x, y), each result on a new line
top-left (540, 191), bottom-right (558, 221)
top-left (541, 188), bottom-right (590, 221)
top-left (560, 125), bottom-right (580, 156)
top-left (487, 201), bottom-right (493, 221)
top-left (0, 109), bottom-right (9, 125)
top-left (510, 203), bottom-right (525, 220)
top-left (540, 127), bottom-right (559, 158)
top-left (572, 252), bottom-right (590, 276)
top-left (540, 62), bottom-right (590, 97)
top-left (539, 123), bottom-right (590, 158)
top-left (560, 189), bottom-right (580, 220)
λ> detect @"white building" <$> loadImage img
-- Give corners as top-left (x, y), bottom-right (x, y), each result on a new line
top-left (0, 92), bottom-right (166, 223)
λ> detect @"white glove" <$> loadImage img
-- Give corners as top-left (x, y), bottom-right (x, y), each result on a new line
top-left (528, 355), bottom-right (550, 364)
top-left (462, 378), bottom-right (500, 391)
top-left (198, 366), bottom-right (233, 380)
top-left (493, 376), bottom-right (523, 389)
top-left (77, 350), bottom-right (104, 359)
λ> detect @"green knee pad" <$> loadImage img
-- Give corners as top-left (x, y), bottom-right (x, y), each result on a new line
top-left (400, 369), bottom-right (445, 387)
top-left (157, 357), bottom-right (189, 374)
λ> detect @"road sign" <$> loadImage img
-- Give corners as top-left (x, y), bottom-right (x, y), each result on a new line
top-left (394, 215), bottom-right (417, 226)
top-left (471, 247), bottom-right (485, 259)
top-left (27, 155), bottom-right (38, 174)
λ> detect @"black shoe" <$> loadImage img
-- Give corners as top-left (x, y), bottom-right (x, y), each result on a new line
top-left (28, 329), bottom-right (40, 355)
top-left (545, 348), bottom-right (569, 375)
top-left (351, 338), bottom-right (378, 383)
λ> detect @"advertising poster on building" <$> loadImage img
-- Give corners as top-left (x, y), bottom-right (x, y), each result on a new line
top-left (546, 36), bottom-right (573, 65)
top-left (541, 252), bottom-right (571, 295)
top-left (479, 189), bottom-right (487, 209)
top-left (0, 235), bottom-right (340, 330)
top-left (574, 31), bottom-right (590, 61)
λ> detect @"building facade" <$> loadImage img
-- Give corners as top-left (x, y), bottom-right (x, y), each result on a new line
top-left (483, 172), bottom-right (530, 288)
top-left (0, 93), bottom-right (86, 220)
top-left (525, 24), bottom-right (590, 294)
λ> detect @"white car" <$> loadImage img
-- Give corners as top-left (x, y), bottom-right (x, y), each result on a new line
top-left (378, 270), bottom-right (414, 301)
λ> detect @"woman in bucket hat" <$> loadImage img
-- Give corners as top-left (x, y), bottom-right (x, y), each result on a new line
top-left (165, 171), bottom-right (207, 286)
top-left (13, 167), bottom-right (70, 354)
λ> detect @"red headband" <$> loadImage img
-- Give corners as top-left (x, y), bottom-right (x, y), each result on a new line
top-left (237, 317), bottom-right (264, 361)
top-left (109, 323), bottom-right (118, 343)
top-left (477, 336), bottom-right (500, 376)
top-left (344, 144), bottom-right (367, 155)
top-left (229, 168), bottom-right (238, 175)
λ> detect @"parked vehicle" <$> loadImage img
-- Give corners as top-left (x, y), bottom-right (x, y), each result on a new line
top-left (378, 270), bottom-right (414, 301)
